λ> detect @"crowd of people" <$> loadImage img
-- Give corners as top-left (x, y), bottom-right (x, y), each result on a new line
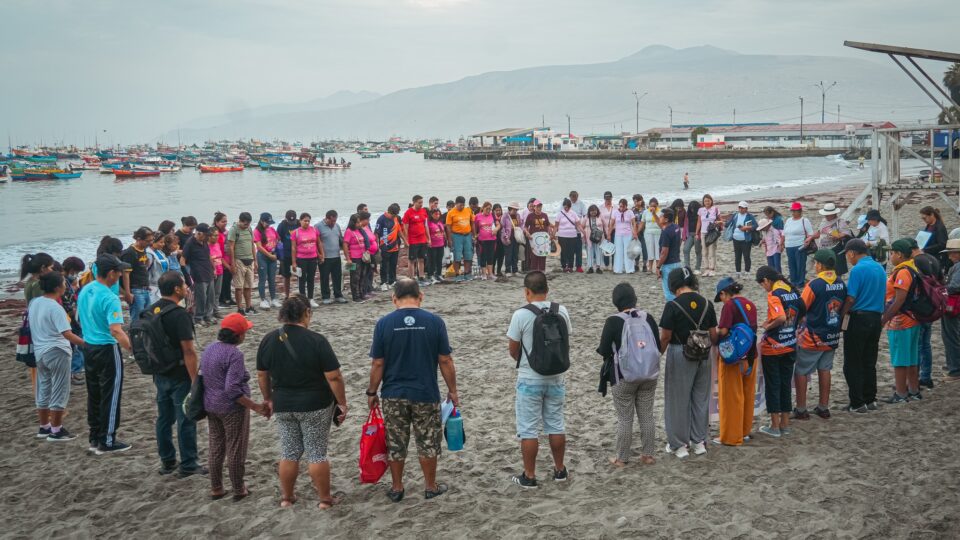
top-left (13, 189), bottom-right (959, 508)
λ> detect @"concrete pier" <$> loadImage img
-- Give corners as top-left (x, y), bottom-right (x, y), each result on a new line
top-left (424, 148), bottom-right (843, 161)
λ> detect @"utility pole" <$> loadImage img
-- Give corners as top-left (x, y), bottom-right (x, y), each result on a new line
top-left (837, 104), bottom-right (840, 123)
top-left (668, 106), bottom-right (673, 128)
top-left (733, 108), bottom-right (736, 125)
top-left (814, 81), bottom-right (837, 124)
top-left (566, 114), bottom-right (571, 137)
top-left (632, 91), bottom-right (647, 134)
top-left (799, 97), bottom-right (804, 143)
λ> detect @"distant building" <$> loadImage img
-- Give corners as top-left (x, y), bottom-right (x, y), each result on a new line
top-left (640, 122), bottom-right (897, 150)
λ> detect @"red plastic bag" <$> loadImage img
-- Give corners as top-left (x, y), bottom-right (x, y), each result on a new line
top-left (359, 406), bottom-right (388, 484)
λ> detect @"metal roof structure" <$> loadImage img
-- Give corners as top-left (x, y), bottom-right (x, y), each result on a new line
top-left (471, 128), bottom-right (542, 138)
top-left (844, 41), bottom-right (960, 64)
top-left (642, 122), bottom-right (895, 136)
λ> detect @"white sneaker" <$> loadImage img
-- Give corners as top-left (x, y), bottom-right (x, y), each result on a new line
top-left (271, 298), bottom-right (282, 308)
top-left (322, 298), bottom-right (333, 305)
top-left (259, 300), bottom-right (271, 310)
top-left (674, 446), bottom-right (690, 459)
top-left (309, 299), bottom-right (319, 308)
top-left (380, 283), bottom-right (390, 292)
top-left (694, 269), bottom-right (701, 275)
top-left (692, 441), bottom-right (707, 455)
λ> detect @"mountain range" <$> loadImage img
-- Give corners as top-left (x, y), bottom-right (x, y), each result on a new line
top-left (164, 45), bottom-right (937, 143)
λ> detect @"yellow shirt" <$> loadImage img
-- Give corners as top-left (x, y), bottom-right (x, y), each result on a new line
top-left (446, 207), bottom-right (474, 235)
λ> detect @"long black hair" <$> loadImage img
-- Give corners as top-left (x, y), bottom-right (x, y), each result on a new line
top-left (20, 252), bottom-right (54, 280)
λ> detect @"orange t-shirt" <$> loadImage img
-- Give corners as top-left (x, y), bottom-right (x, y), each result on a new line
top-left (885, 262), bottom-right (917, 330)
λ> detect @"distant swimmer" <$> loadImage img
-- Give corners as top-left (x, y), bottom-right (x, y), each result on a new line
top-left (858, 156), bottom-right (865, 169)
top-left (683, 172), bottom-right (690, 190)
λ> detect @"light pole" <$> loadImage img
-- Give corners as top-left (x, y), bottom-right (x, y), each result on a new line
top-left (799, 97), bottom-right (804, 143)
top-left (814, 81), bottom-right (837, 124)
top-left (668, 105), bottom-right (673, 128)
top-left (632, 91), bottom-right (647, 134)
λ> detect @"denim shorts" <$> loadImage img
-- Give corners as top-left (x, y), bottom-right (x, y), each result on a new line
top-left (515, 379), bottom-right (565, 439)
top-left (452, 233), bottom-right (474, 262)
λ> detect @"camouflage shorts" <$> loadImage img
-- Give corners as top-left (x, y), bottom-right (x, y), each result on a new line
top-left (381, 398), bottom-right (441, 462)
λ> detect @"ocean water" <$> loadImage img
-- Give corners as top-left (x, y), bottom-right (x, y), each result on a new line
top-left (0, 152), bottom-right (871, 281)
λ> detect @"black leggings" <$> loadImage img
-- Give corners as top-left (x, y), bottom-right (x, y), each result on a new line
top-left (558, 237), bottom-right (577, 269)
top-left (733, 239), bottom-right (753, 273)
top-left (478, 240), bottom-right (496, 267)
top-left (427, 246), bottom-right (445, 278)
top-left (296, 257), bottom-right (318, 299)
top-left (495, 239), bottom-right (505, 275)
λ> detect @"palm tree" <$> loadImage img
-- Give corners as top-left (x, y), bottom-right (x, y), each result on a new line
top-left (938, 63), bottom-right (960, 124)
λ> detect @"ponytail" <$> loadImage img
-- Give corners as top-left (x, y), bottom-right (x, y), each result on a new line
top-left (20, 252), bottom-right (54, 280)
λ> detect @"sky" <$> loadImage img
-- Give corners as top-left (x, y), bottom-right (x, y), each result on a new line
top-left (2, 0), bottom-right (956, 145)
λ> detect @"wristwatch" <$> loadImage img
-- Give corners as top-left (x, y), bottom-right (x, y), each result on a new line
top-left (365, 389), bottom-right (378, 397)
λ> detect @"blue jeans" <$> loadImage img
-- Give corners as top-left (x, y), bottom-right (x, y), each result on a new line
top-left (515, 379), bottom-right (565, 439)
top-left (766, 252), bottom-right (782, 274)
top-left (919, 322), bottom-right (933, 382)
top-left (71, 346), bottom-right (84, 374)
top-left (661, 262), bottom-right (682, 301)
top-left (786, 246), bottom-right (807, 289)
top-left (154, 374), bottom-right (198, 471)
top-left (256, 252), bottom-right (278, 301)
top-left (129, 288), bottom-right (151, 322)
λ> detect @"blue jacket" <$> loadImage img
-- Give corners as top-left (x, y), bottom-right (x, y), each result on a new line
top-left (724, 212), bottom-right (756, 242)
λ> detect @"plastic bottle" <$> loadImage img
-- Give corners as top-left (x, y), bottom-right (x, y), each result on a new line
top-left (445, 409), bottom-right (464, 451)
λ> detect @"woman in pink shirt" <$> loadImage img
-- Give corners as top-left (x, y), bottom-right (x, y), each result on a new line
top-left (208, 230), bottom-right (224, 319)
top-left (608, 198), bottom-right (638, 274)
top-left (290, 213), bottom-right (321, 305)
top-left (343, 212), bottom-right (375, 302)
top-left (581, 204), bottom-right (605, 274)
top-left (757, 218), bottom-right (785, 273)
top-left (474, 202), bottom-right (500, 280)
top-left (696, 194), bottom-right (722, 276)
top-left (554, 198), bottom-right (584, 273)
top-left (427, 208), bottom-right (447, 283)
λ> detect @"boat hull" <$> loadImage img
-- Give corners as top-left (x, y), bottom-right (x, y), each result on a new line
top-left (114, 169), bottom-right (161, 178)
top-left (53, 172), bottom-right (82, 179)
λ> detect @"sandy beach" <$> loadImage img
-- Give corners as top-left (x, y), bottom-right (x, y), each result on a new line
top-left (1, 186), bottom-right (958, 538)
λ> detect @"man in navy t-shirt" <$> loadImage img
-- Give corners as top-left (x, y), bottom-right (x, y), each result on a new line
top-left (657, 208), bottom-right (683, 301)
top-left (366, 278), bottom-right (459, 502)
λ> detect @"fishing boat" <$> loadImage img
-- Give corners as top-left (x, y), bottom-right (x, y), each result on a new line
top-left (359, 151), bottom-right (380, 159)
top-left (114, 168), bottom-right (161, 178)
top-left (316, 162), bottom-right (352, 170)
top-left (52, 172), bottom-right (82, 179)
top-left (259, 161), bottom-right (316, 171)
top-left (26, 155), bottom-right (58, 163)
top-left (200, 163), bottom-right (244, 173)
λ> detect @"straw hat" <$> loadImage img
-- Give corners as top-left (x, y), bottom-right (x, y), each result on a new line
top-left (942, 238), bottom-right (960, 253)
top-left (507, 201), bottom-right (521, 210)
top-left (819, 202), bottom-right (841, 216)
top-left (756, 218), bottom-right (773, 231)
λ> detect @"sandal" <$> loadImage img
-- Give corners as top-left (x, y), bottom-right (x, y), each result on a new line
top-left (424, 483), bottom-right (448, 500)
top-left (387, 488), bottom-right (405, 503)
top-left (318, 492), bottom-right (345, 510)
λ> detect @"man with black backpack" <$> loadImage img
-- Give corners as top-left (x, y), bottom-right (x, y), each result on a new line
top-left (506, 271), bottom-right (571, 488)
top-left (882, 239), bottom-right (924, 403)
top-left (138, 271), bottom-right (203, 477)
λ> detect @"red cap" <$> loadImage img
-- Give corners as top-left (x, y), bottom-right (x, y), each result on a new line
top-left (790, 202), bottom-right (803, 211)
top-left (220, 313), bottom-right (253, 334)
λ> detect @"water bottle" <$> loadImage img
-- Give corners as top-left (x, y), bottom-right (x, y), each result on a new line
top-left (445, 409), bottom-right (464, 451)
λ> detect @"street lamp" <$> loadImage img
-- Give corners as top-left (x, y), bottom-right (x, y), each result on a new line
top-left (668, 105), bottom-right (673, 128)
top-left (814, 81), bottom-right (838, 124)
top-left (632, 91), bottom-right (647, 134)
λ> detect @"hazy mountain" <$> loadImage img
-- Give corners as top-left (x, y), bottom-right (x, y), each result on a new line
top-left (166, 46), bottom-right (937, 142)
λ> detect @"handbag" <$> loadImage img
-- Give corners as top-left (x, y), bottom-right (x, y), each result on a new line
top-left (182, 371), bottom-right (206, 421)
top-left (359, 406), bottom-right (389, 483)
top-left (704, 223), bottom-right (721, 246)
top-left (946, 294), bottom-right (960, 318)
top-left (589, 217), bottom-right (604, 244)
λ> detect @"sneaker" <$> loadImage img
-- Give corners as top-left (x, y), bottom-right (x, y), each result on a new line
top-left (158, 460), bottom-right (179, 475)
top-left (576, 267), bottom-right (584, 273)
top-left (309, 299), bottom-right (320, 308)
top-left (791, 408), bottom-right (811, 420)
top-left (813, 406), bottom-right (831, 419)
top-left (866, 401), bottom-right (879, 411)
top-left (587, 268), bottom-right (594, 274)
top-left (759, 426), bottom-right (782, 438)
top-left (674, 446), bottom-right (690, 459)
top-left (596, 268), bottom-right (603, 274)
top-left (259, 300), bottom-right (271, 310)
top-left (46, 427), bottom-right (76, 442)
top-left (691, 441), bottom-right (707, 455)
top-left (245, 306), bottom-right (257, 315)
top-left (781, 427), bottom-right (792, 436)
top-left (694, 269), bottom-right (702, 275)
top-left (379, 283), bottom-right (390, 292)
top-left (88, 442), bottom-right (99, 453)
top-left (552, 467), bottom-right (569, 482)
top-left (96, 441), bottom-right (132, 455)
top-left (424, 483), bottom-right (448, 499)
top-left (919, 379), bottom-right (934, 390)
top-left (908, 391), bottom-right (923, 401)
top-left (271, 298), bottom-right (283, 308)
top-left (844, 405), bottom-right (868, 414)
top-left (322, 298), bottom-right (333, 305)
top-left (236, 308), bottom-right (245, 315)
top-left (743, 435), bottom-right (751, 442)
top-left (511, 472), bottom-right (538, 489)
top-left (335, 297), bottom-right (348, 304)
top-left (71, 373), bottom-right (85, 386)
top-left (883, 393), bottom-right (908, 404)
top-left (36, 427), bottom-right (51, 439)
top-left (177, 465), bottom-right (209, 478)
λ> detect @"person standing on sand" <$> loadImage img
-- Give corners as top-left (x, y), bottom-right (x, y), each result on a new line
top-left (202, 312), bottom-right (265, 501)
top-left (256, 295), bottom-right (348, 510)
top-left (783, 202), bottom-right (814, 288)
top-left (147, 271), bottom-right (205, 477)
top-left (375, 203), bottom-right (404, 290)
top-left (569, 191), bottom-right (587, 272)
top-left (476, 201), bottom-right (500, 280)
top-left (599, 191), bottom-right (616, 271)
top-left (427, 208), bottom-right (448, 282)
top-left (553, 198), bottom-right (583, 274)
top-left (77, 254), bottom-right (133, 455)
top-left (508, 271), bottom-right (571, 487)
top-left (730, 202), bottom-right (757, 277)
top-left (684, 200), bottom-right (703, 273)
top-left (609, 198), bottom-right (637, 275)
top-left (659, 267), bottom-right (717, 459)
top-left (120, 226), bottom-right (154, 323)
top-left (403, 195), bottom-right (430, 285)
top-left (597, 282), bottom-right (659, 466)
top-left (882, 239), bottom-right (923, 403)
top-left (523, 200), bottom-right (552, 273)
top-left (445, 196), bottom-right (475, 281)
top-left (182, 224), bottom-right (215, 326)
top-left (29, 271), bottom-right (85, 441)
top-left (18, 252), bottom-right (55, 388)
top-left (582, 204), bottom-right (605, 274)
top-left (253, 212), bottom-right (281, 310)
top-left (696, 194), bottom-right (721, 277)
top-left (755, 266), bottom-right (803, 437)
top-left (939, 239), bottom-right (960, 383)
top-left (316, 210), bottom-right (348, 305)
top-left (290, 212), bottom-right (322, 307)
top-left (839, 239), bottom-right (887, 412)
top-left (793, 250), bottom-right (846, 420)
top-left (276, 210), bottom-right (298, 299)
top-left (657, 208), bottom-right (683, 301)
top-left (213, 212), bottom-right (235, 309)
top-left (366, 278), bottom-right (459, 502)
top-left (714, 277), bottom-right (759, 446)
top-left (227, 212), bottom-right (257, 315)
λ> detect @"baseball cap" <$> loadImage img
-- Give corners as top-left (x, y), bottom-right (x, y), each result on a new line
top-left (533, 199), bottom-right (543, 206)
top-left (194, 223), bottom-right (211, 234)
top-left (890, 238), bottom-right (913, 256)
top-left (260, 212), bottom-right (275, 225)
top-left (790, 202), bottom-right (803, 211)
top-left (842, 238), bottom-right (869, 255)
top-left (813, 249), bottom-right (837, 266)
top-left (738, 201), bottom-right (749, 208)
top-left (220, 312), bottom-right (254, 335)
top-left (95, 254), bottom-right (131, 274)
top-left (714, 276), bottom-right (737, 302)
top-left (604, 191), bottom-right (613, 198)
top-left (285, 210), bottom-right (297, 220)
top-left (906, 238), bottom-right (919, 250)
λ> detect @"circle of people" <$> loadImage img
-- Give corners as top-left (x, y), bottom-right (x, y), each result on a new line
top-left (16, 190), bottom-right (959, 508)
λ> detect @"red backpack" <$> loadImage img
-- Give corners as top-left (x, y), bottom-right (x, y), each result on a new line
top-left (902, 266), bottom-right (946, 323)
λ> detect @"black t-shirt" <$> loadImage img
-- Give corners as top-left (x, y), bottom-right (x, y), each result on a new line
top-left (596, 311), bottom-right (661, 360)
top-left (148, 299), bottom-right (195, 380)
top-left (256, 325), bottom-right (341, 413)
top-left (121, 245), bottom-right (150, 289)
top-left (660, 224), bottom-right (682, 264)
top-left (182, 236), bottom-right (214, 283)
top-left (276, 219), bottom-right (298, 261)
top-left (174, 229), bottom-right (192, 251)
top-left (659, 292), bottom-right (717, 345)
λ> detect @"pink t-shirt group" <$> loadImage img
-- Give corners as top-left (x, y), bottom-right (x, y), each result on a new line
top-left (292, 227), bottom-right (319, 259)
top-left (344, 228), bottom-right (374, 260)
top-left (613, 209), bottom-right (635, 236)
top-left (209, 240), bottom-right (224, 276)
top-left (428, 220), bottom-right (446, 248)
top-left (253, 227), bottom-right (279, 253)
top-left (555, 209), bottom-right (580, 238)
top-left (475, 213), bottom-right (497, 241)
top-left (763, 227), bottom-right (784, 256)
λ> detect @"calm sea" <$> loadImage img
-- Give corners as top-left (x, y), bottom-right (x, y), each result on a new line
top-left (0, 152), bottom-right (871, 281)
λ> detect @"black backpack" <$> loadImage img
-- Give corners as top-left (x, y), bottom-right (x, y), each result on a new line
top-left (517, 303), bottom-right (570, 375)
top-left (131, 303), bottom-right (183, 375)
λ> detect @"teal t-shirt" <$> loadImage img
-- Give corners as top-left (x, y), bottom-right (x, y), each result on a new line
top-left (77, 281), bottom-right (124, 345)
top-left (90, 262), bottom-right (121, 296)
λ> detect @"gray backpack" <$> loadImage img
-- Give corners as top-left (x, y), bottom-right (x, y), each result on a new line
top-left (613, 310), bottom-right (660, 382)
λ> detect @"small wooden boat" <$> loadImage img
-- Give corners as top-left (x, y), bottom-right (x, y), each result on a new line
top-left (200, 163), bottom-right (244, 173)
top-left (53, 172), bottom-right (82, 179)
top-left (260, 161), bottom-right (316, 171)
top-left (359, 151), bottom-right (380, 159)
top-left (316, 163), bottom-right (352, 170)
top-left (26, 155), bottom-right (58, 163)
top-left (114, 168), bottom-right (161, 178)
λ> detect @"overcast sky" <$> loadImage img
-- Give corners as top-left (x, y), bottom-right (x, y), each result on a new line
top-left (2, 0), bottom-right (956, 145)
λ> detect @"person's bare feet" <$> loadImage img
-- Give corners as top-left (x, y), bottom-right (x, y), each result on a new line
top-left (640, 455), bottom-right (656, 465)
top-left (210, 488), bottom-right (227, 500)
top-left (318, 493), bottom-right (345, 510)
top-left (280, 496), bottom-right (297, 508)
top-left (608, 457), bottom-right (627, 467)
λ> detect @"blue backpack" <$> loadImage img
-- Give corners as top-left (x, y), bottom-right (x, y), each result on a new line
top-left (718, 298), bottom-right (756, 369)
